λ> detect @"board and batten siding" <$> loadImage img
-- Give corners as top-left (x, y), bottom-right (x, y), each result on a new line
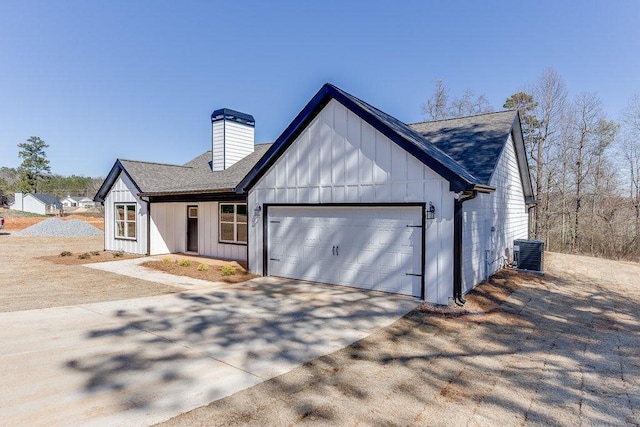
top-left (103, 173), bottom-right (148, 254)
top-left (461, 133), bottom-right (528, 292)
top-left (248, 99), bottom-right (456, 305)
top-left (150, 202), bottom-right (247, 261)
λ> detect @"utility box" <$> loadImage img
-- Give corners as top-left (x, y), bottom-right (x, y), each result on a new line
top-left (513, 239), bottom-right (544, 273)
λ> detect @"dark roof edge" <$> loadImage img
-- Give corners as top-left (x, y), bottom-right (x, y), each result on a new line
top-left (211, 108), bottom-right (255, 127)
top-left (509, 112), bottom-right (535, 202)
top-left (237, 83), bottom-right (479, 194)
top-left (235, 85), bottom-right (334, 193)
top-left (94, 160), bottom-right (142, 203)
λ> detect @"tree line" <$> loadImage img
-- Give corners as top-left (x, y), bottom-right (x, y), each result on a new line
top-left (0, 136), bottom-right (103, 206)
top-left (423, 68), bottom-right (640, 261)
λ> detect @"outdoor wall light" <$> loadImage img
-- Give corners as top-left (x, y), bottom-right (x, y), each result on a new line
top-left (426, 202), bottom-right (436, 220)
top-left (254, 205), bottom-right (262, 215)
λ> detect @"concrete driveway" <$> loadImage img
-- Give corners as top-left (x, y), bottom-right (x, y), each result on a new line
top-left (0, 278), bottom-right (418, 426)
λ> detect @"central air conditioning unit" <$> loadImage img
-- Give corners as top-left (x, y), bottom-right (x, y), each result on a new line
top-left (513, 239), bottom-right (544, 273)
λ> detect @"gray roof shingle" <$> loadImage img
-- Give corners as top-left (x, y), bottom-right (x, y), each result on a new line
top-left (30, 193), bottom-right (62, 206)
top-left (118, 143), bottom-right (273, 196)
top-left (409, 111), bottom-right (517, 186)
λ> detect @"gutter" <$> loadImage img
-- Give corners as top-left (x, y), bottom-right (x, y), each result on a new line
top-left (453, 190), bottom-right (478, 306)
top-left (137, 188), bottom-right (235, 197)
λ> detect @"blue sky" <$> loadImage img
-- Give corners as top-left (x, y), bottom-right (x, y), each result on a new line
top-left (1, 1), bottom-right (638, 177)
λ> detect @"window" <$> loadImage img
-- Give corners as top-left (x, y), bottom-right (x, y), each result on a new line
top-left (115, 203), bottom-right (136, 240)
top-left (219, 203), bottom-right (247, 244)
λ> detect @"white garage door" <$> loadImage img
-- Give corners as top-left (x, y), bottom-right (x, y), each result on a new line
top-left (267, 206), bottom-right (423, 297)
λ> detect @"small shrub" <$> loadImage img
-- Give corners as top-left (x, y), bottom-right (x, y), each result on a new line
top-left (78, 252), bottom-right (91, 260)
top-left (220, 264), bottom-right (236, 276)
top-left (90, 251), bottom-right (100, 256)
top-left (178, 259), bottom-right (191, 267)
top-left (161, 257), bottom-right (173, 264)
top-left (197, 263), bottom-right (209, 272)
top-left (60, 251), bottom-right (72, 257)
top-left (113, 250), bottom-right (124, 258)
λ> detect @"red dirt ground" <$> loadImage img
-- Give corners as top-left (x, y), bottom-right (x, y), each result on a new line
top-left (0, 211), bottom-right (104, 231)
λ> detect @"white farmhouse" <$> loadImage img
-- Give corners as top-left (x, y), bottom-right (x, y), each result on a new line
top-left (95, 84), bottom-right (534, 305)
top-left (11, 192), bottom-right (62, 215)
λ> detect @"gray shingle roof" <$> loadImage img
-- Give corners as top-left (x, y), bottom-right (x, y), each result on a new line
top-left (118, 143), bottom-right (273, 196)
top-left (29, 193), bottom-right (62, 206)
top-left (409, 111), bottom-right (517, 186)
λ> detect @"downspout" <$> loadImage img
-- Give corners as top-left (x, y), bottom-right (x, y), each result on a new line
top-left (453, 190), bottom-right (477, 306)
top-left (140, 196), bottom-right (151, 256)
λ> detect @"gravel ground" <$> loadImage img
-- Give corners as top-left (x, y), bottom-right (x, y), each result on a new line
top-left (0, 235), bottom-right (179, 313)
top-left (160, 252), bottom-right (640, 426)
top-left (14, 217), bottom-right (103, 237)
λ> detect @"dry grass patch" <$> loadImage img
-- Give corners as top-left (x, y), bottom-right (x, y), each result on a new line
top-left (142, 259), bottom-right (258, 284)
top-left (39, 250), bottom-right (142, 265)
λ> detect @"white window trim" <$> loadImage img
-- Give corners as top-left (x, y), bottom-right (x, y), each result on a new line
top-left (219, 203), bottom-right (247, 245)
top-left (114, 202), bottom-right (137, 241)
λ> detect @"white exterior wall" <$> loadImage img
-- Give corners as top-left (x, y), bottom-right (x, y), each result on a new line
top-left (461, 133), bottom-right (528, 292)
top-left (248, 99), bottom-right (456, 304)
top-left (103, 173), bottom-right (148, 254)
top-left (150, 201), bottom-right (247, 261)
top-left (21, 195), bottom-right (46, 215)
top-left (212, 120), bottom-right (254, 171)
top-left (11, 193), bottom-right (24, 211)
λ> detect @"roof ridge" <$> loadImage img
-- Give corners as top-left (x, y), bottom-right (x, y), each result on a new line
top-left (408, 109), bottom-right (516, 126)
top-left (118, 158), bottom-right (194, 169)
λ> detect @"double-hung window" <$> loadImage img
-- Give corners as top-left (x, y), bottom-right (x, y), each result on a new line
top-left (219, 203), bottom-right (247, 244)
top-left (115, 203), bottom-right (136, 240)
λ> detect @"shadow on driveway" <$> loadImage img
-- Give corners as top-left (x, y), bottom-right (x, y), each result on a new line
top-left (159, 258), bottom-right (640, 426)
top-left (55, 278), bottom-right (417, 425)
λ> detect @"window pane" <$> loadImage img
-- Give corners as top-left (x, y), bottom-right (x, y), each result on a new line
top-left (116, 221), bottom-right (125, 237)
top-left (237, 223), bottom-right (247, 243)
top-left (115, 205), bottom-right (124, 221)
top-left (221, 223), bottom-right (234, 241)
top-left (127, 222), bottom-right (136, 239)
top-left (237, 204), bottom-right (247, 223)
top-left (126, 205), bottom-right (136, 221)
top-left (221, 204), bottom-right (235, 222)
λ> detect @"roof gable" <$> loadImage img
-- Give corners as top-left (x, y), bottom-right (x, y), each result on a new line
top-left (95, 144), bottom-right (273, 202)
top-left (237, 84), bottom-right (489, 194)
top-left (409, 111), bottom-right (517, 186)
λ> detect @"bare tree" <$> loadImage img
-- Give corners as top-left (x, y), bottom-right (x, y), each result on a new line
top-left (422, 79), bottom-right (449, 121)
top-left (450, 89), bottom-right (493, 117)
top-left (568, 94), bottom-right (617, 253)
top-left (422, 79), bottom-right (493, 121)
top-left (621, 93), bottom-right (640, 252)
top-left (532, 68), bottom-right (567, 242)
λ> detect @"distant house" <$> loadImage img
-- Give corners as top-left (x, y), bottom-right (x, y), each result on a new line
top-left (60, 196), bottom-right (95, 208)
top-left (11, 192), bottom-right (62, 215)
top-left (96, 83), bottom-right (534, 305)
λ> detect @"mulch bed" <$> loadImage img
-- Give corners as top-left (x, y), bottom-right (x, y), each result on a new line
top-left (141, 259), bottom-right (258, 284)
top-left (39, 251), bottom-right (142, 265)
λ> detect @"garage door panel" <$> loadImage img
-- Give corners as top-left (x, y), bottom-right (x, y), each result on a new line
top-left (267, 206), bottom-right (422, 297)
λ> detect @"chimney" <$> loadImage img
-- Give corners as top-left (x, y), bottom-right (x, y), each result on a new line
top-left (211, 108), bottom-right (255, 171)
top-left (13, 192), bottom-right (23, 211)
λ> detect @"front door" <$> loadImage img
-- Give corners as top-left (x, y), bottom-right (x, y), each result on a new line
top-left (187, 206), bottom-right (198, 253)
